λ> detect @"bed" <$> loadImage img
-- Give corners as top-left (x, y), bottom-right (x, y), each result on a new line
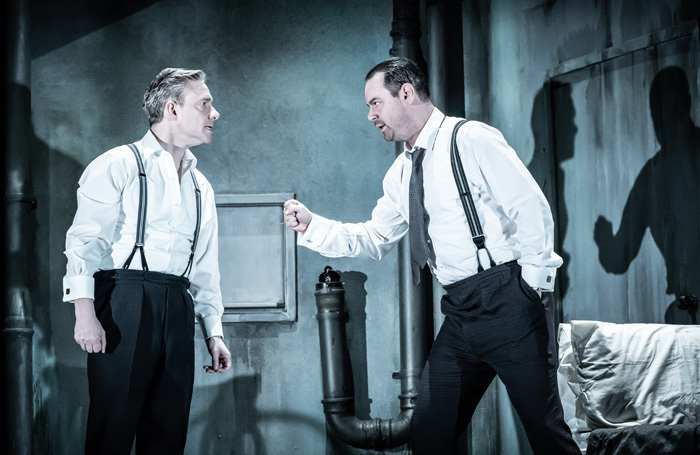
top-left (557, 320), bottom-right (700, 454)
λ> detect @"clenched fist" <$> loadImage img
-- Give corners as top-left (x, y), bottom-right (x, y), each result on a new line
top-left (283, 199), bottom-right (312, 233)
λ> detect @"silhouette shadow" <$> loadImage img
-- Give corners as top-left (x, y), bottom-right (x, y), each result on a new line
top-left (594, 66), bottom-right (700, 324)
top-left (339, 271), bottom-right (370, 420)
top-left (528, 85), bottom-right (577, 300)
top-left (193, 374), bottom-right (325, 455)
top-left (6, 79), bottom-right (91, 454)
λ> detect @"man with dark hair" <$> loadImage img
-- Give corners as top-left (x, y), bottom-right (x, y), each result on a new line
top-left (64, 68), bottom-right (231, 454)
top-left (283, 57), bottom-right (578, 454)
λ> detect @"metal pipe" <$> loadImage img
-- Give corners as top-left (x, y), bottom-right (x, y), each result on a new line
top-left (390, 0), bottom-right (431, 406)
top-left (315, 267), bottom-right (420, 449)
top-left (313, 1), bottom-right (431, 449)
top-left (428, 0), bottom-right (465, 119)
top-left (426, 0), bottom-right (469, 335)
top-left (4, 0), bottom-right (35, 453)
top-left (390, 0), bottom-right (427, 70)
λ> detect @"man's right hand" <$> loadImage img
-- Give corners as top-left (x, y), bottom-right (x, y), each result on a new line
top-left (74, 298), bottom-right (107, 353)
top-left (283, 199), bottom-right (312, 234)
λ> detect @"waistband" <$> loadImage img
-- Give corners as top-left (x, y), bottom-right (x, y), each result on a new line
top-left (94, 269), bottom-right (190, 288)
top-left (443, 260), bottom-right (518, 292)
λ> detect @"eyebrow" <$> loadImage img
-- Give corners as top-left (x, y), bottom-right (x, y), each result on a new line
top-left (366, 97), bottom-right (378, 107)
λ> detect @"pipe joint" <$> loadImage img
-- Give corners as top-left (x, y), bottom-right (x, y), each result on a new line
top-left (5, 193), bottom-right (37, 209)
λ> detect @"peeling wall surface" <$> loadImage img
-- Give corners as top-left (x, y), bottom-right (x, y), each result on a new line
top-left (23, 0), bottom-right (700, 454)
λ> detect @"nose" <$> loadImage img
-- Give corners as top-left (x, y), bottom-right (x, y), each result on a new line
top-left (367, 107), bottom-right (377, 122)
top-left (210, 106), bottom-right (220, 121)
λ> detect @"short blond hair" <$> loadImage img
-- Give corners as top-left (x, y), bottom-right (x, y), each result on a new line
top-left (142, 68), bottom-right (206, 125)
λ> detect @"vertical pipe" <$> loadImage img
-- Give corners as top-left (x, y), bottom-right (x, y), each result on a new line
top-left (390, 0), bottom-right (431, 424)
top-left (428, 0), bottom-right (465, 118)
top-left (315, 267), bottom-right (413, 449)
top-left (390, 0), bottom-right (427, 70)
top-left (462, 0), bottom-right (490, 122)
top-left (4, 0), bottom-right (35, 453)
top-left (427, 0), bottom-right (467, 337)
top-left (427, 2), bottom-right (502, 454)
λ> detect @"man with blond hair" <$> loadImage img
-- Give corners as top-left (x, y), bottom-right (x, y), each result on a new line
top-left (64, 68), bottom-right (231, 454)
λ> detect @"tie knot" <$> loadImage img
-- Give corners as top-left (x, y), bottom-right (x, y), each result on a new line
top-left (412, 147), bottom-right (426, 167)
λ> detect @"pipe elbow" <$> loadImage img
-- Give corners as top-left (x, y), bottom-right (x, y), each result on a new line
top-left (325, 409), bottom-right (413, 450)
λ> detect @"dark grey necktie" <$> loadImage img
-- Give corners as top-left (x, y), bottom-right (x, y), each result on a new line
top-left (409, 147), bottom-right (430, 285)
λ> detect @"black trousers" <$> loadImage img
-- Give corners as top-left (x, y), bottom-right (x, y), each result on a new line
top-left (85, 270), bottom-right (195, 455)
top-left (410, 261), bottom-right (579, 454)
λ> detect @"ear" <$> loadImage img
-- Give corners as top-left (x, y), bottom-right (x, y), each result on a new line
top-left (399, 83), bottom-right (415, 103)
top-left (163, 100), bottom-right (178, 121)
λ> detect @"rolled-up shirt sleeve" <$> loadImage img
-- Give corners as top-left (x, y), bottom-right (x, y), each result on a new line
top-left (63, 152), bottom-right (127, 302)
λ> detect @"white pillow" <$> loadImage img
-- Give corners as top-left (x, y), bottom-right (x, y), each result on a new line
top-left (567, 320), bottom-right (700, 430)
top-left (557, 323), bottom-right (590, 452)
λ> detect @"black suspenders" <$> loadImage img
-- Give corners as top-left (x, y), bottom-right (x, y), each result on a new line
top-left (449, 120), bottom-right (497, 272)
top-left (124, 143), bottom-right (149, 271)
top-left (182, 173), bottom-right (201, 277)
top-left (122, 143), bottom-right (201, 277)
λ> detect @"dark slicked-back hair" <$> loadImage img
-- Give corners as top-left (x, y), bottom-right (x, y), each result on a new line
top-left (143, 68), bottom-right (206, 125)
top-left (365, 57), bottom-right (431, 102)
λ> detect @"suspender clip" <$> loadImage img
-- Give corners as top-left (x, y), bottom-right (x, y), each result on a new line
top-left (472, 235), bottom-right (486, 249)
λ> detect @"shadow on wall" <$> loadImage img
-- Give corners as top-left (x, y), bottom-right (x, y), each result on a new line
top-left (594, 66), bottom-right (700, 324)
top-left (192, 374), bottom-right (324, 455)
top-left (527, 85), bottom-right (577, 301)
top-left (340, 271), bottom-right (370, 421)
top-left (22, 77), bottom-right (89, 454)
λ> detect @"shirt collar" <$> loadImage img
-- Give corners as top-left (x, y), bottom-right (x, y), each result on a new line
top-left (404, 107), bottom-right (445, 156)
top-left (140, 130), bottom-right (198, 172)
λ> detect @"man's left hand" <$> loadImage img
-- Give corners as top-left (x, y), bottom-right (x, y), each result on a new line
top-left (204, 336), bottom-right (232, 373)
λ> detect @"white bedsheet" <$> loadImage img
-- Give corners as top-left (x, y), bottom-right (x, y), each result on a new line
top-left (558, 320), bottom-right (700, 436)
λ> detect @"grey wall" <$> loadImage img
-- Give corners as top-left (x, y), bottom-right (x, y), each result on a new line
top-left (25, 0), bottom-right (700, 454)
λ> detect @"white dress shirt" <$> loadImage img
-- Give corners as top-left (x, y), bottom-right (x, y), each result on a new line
top-left (63, 130), bottom-right (223, 338)
top-left (299, 108), bottom-right (562, 290)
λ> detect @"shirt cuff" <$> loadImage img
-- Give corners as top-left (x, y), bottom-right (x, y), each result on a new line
top-left (520, 264), bottom-right (557, 292)
top-left (63, 276), bottom-right (95, 302)
top-left (297, 213), bottom-right (333, 249)
top-left (200, 315), bottom-right (224, 339)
